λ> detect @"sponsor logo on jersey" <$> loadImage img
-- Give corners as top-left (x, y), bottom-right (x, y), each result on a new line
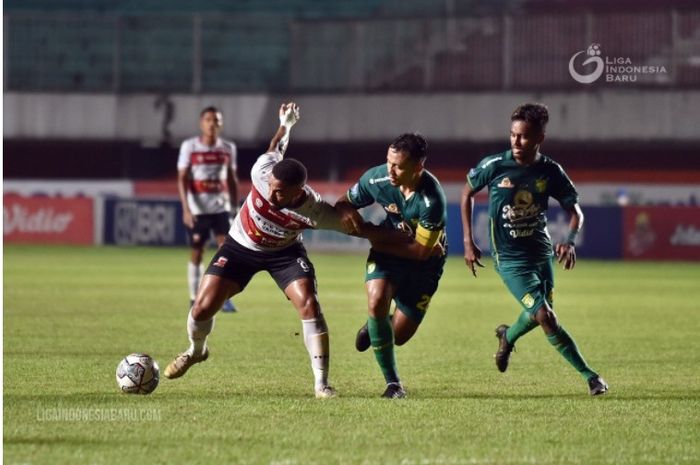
top-left (481, 156), bottom-right (502, 169)
top-left (213, 256), bottom-right (228, 268)
top-left (368, 176), bottom-right (391, 185)
top-left (535, 178), bottom-right (548, 193)
top-left (521, 293), bottom-right (535, 308)
top-left (384, 203), bottom-right (400, 214)
top-left (497, 177), bottom-right (514, 188)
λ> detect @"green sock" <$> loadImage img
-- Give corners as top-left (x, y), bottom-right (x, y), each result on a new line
top-left (506, 311), bottom-right (539, 345)
top-left (367, 315), bottom-right (400, 384)
top-left (546, 327), bottom-right (597, 380)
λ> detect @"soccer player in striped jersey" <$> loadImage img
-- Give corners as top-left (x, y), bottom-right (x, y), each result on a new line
top-left (164, 103), bottom-right (360, 398)
top-left (177, 106), bottom-right (239, 313)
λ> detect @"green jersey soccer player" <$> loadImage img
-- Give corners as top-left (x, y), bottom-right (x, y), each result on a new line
top-left (337, 133), bottom-right (447, 399)
top-left (461, 103), bottom-right (608, 396)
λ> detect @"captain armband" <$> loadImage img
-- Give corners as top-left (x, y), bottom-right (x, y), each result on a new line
top-left (415, 225), bottom-right (442, 248)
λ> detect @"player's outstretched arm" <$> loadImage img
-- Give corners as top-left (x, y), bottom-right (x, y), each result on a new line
top-left (555, 203), bottom-right (584, 270)
top-left (267, 102), bottom-right (300, 155)
top-left (461, 182), bottom-right (484, 277)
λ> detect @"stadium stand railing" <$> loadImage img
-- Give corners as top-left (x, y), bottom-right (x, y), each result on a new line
top-left (4, 9), bottom-right (700, 93)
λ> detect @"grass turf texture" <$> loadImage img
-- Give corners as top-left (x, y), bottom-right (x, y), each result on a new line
top-left (4, 244), bottom-right (700, 465)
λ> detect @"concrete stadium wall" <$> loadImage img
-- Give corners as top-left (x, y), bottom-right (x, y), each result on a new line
top-left (5, 90), bottom-right (700, 143)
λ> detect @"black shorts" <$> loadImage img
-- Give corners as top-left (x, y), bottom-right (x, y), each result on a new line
top-left (205, 236), bottom-right (317, 292)
top-left (187, 212), bottom-right (231, 248)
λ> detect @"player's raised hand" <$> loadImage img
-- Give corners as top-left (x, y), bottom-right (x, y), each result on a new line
top-left (464, 241), bottom-right (484, 277)
top-left (556, 242), bottom-right (576, 270)
top-left (279, 102), bottom-right (300, 129)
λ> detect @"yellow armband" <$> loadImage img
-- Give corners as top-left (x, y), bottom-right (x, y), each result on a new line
top-left (415, 225), bottom-right (442, 248)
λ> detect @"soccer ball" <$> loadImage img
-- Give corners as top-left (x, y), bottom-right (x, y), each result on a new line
top-left (116, 353), bottom-right (160, 394)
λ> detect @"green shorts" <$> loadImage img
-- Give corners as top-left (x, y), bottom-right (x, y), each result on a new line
top-left (496, 259), bottom-right (554, 314)
top-left (365, 249), bottom-right (445, 324)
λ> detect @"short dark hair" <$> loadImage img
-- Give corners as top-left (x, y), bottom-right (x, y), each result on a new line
top-left (390, 133), bottom-right (428, 162)
top-left (200, 106), bottom-right (221, 117)
top-left (511, 103), bottom-right (549, 133)
top-left (272, 158), bottom-right (307, 186)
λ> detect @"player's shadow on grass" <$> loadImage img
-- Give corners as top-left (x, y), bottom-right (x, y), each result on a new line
top-left (408, 391), bottom-right (700, 401)
top-left (7, 389), bottom-right (700, 403)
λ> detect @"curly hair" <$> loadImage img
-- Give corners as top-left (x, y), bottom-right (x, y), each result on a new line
top-left (511, 103), bottom-right (549, 133)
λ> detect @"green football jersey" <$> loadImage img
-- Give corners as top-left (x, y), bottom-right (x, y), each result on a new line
top-left (347, 164), bottom-right (447, 248)
top-left (467, 150), bottom-right (578, 265)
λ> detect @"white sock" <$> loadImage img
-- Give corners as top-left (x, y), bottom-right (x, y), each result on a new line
top-left (187, 262), bottom-right (204, 301)
top-left (301, 314), bottom-right (330, 391)
top-left (186, 309), bottom-right (214, 357)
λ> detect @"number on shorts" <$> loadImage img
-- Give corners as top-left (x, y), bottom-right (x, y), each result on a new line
top-left (416, 294), bottom-right (431, 312)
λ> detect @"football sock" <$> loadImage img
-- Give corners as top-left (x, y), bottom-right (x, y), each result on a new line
top-left (506, 311), bottom-right (539, 344)
top-left (186, 309), bottom-right (214, 357)
top-left (301, 315), bottom-right (330, 390)
top-left (546, 326), bottom-right (597, 380)
top-left (367, 315), bottom-right (400, 384)
top-left (187, 262), bottom-right (204, 301)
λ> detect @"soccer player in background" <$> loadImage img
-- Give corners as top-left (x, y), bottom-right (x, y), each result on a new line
top-left (177, 106), bottom-right (239, 313)
top-left (461, 103), bottom-right (608, 396)
top-left (336, 134), bottom-right (448, 399)
top-left (165, 103), bottom-right (360, 398)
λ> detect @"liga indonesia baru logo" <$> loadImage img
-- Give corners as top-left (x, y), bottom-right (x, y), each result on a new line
top-left (569, 43), bottom-right (667, 84)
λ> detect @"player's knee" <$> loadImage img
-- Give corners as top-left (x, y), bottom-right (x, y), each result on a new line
top-left (191, 295), bottom-right (218, 320)
top-left (535, 306), bottom-right (559, 331)
top-left (297, 296), bottom-right (321, 319)
top-left (366, 291), bottom-right (390, 317)
top-left (190, 248), bottom-right (204, 264)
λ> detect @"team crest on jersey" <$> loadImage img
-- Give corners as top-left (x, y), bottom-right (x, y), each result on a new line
top-left (521, 293), bottom-right (535, 308)
top-left (384, 203), bottom-right (400, 214)
top-left (497, 177), bottom-right (514, 188)
top-left (213, 256), bottom-right (228, 268)
top-left (255, 198), bottom-right (263, 208)
top-left (535, 178), bottom-right (548, 193)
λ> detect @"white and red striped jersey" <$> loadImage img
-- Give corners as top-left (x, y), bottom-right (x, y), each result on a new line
top-left (229, 151), bottom-right (345, 252)
top-left (177, 136), bottom-right (237, 215)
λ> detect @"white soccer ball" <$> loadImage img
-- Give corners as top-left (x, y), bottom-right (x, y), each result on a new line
top-left (116, 353), bottom-right (160, 394)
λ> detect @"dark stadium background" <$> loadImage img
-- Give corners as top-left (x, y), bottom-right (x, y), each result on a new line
top-left (4, 0), bottom-right (700, 260)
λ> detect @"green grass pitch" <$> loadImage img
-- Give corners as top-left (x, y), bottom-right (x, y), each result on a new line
top-left (4, 244), bottom-right (700, 465)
